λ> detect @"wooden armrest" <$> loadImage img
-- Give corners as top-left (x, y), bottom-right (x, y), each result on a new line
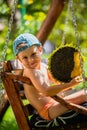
top-left (2, 72), bottom-right (87, 84)
top-left (1, 71), bottom-right (87, 116)
top-left (1, 72), bottom-right (31, 84)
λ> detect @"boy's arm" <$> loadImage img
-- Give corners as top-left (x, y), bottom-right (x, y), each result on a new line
top-left (45, 76), bottom-right (83, 96)
top-left (13, 69), bottom-right (23, 75)
top-left (47, 69), bottom-right (60, 85)
top-left (23, 68), bottom-right (82, 97)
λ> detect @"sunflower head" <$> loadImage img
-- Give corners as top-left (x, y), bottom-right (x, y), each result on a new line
top-left (48, 45), bottom-right (82, 83)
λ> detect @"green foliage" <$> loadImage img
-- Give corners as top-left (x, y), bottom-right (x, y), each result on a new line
top-left (0, 0), bottom-right (87, 61)
top-left (48, 0), bottom-right (87, 48)
top-left (0, 0), bottom-right (51, 61)
top-left (0, 99), bottom-right (29, 130)
top-left (0, 106), bottom-right (19, 130)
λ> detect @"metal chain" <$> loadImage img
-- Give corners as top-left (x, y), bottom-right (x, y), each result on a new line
top-left (0, 0), bottom-right (18, 70)
top-left (0, 0), bottom-right (18, 105)
top-left (62, 0), bottom-right (86, 91)
top-left (70, 0), bottom-right (86, 89)
top-left (62, 0), bottom-right (71, 45)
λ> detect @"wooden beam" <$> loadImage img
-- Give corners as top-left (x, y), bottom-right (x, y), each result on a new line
top-left (36, 0), bottom-right (65, 45)
top-left (1, 74), bottom-right (30, 130)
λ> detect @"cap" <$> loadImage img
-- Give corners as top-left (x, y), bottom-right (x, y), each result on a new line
top-left (13, 33), bottom-right (41, 55)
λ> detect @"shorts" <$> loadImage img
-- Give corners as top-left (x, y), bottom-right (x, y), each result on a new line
top-left (38, 99), bottom-right (57, 120)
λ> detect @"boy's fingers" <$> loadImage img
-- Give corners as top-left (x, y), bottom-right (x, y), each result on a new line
top-left (75, 76), bottom-right (83, 82)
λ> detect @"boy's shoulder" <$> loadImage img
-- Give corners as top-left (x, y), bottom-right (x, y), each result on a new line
top-left (41, 62), bottom-right (48, 69)
top-left (40, 62), bottom-right (48, 75)
top-left (41, 58), bottom-right (48, 65)
top-left (11, 59), bottom-right (24, 69)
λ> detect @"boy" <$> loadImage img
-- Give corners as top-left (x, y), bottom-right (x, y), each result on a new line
top-left (13, 33), bottom-right (87, 121)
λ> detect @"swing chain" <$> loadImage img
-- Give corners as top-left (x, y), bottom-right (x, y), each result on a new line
top-left (62, 0), bottom-right (87, 97)
top-left (0, 0), bottom-right (18, 71)
top-left (62, 0), bottom-right (71, 45)
top-left (70, 0), bottom-right (86, 89)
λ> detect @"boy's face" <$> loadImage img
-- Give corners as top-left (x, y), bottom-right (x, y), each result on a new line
top-left (17, 45), bottom-right (42, 69)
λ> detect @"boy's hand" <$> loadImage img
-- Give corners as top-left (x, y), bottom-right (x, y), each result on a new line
top-left (70, 76), bottom-right (83, 86)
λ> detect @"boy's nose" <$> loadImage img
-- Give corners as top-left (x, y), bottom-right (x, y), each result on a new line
top-left (28, 57), bottom-right (34, 62)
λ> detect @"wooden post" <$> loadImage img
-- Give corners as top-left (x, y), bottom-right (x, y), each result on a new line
top-left (1, 73), bottom-right (30, 130)
top-left (36, 0), bottom-right (65, 45)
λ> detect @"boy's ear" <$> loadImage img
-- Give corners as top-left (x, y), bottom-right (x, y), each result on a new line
top-left (16, 56), bottom-right (18, 59)
top-left (16, 55), bottom-right (21, 62)
top-left (38, 46), bottom-right (43, 53)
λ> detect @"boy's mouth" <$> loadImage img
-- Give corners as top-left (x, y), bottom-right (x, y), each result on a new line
top-left (30, 62), bottom-right (38, 68)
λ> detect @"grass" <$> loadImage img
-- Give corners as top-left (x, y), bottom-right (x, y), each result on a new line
top-left (0, 99), bottom-right (29, 130)
top-left (0, 106), bottom-right (19, 130)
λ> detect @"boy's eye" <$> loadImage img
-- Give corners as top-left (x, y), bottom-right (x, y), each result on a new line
top-left (32, 53), bottom-right (37, 57)
top-left (23, 56), bottom-right (27, 59)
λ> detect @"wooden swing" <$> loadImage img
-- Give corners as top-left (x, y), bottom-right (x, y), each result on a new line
top-left (0, 0), bottom-right (87, 130)
top-left (1, 60), bottom-right (87, 130)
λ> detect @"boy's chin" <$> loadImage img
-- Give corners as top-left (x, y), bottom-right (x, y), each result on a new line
top-left (26, 66), bottom-right (38, 69)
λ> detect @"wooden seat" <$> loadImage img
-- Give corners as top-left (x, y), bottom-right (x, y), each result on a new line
top-left (1, 61), bottom-right (33, 130)
top-left (1, 60), bottom-right (87, 130)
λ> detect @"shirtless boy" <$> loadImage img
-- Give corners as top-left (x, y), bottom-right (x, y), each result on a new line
top-left (13, 33), bottom-right (87, 120)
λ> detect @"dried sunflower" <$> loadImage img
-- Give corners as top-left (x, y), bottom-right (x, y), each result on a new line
top-left (48, 46), bottom-right (82, 83)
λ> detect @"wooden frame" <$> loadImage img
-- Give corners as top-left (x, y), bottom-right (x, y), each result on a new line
top-left (0, 60), bottom-right (87, 130)
top-left (1, 61), bottom-right (31, 130)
